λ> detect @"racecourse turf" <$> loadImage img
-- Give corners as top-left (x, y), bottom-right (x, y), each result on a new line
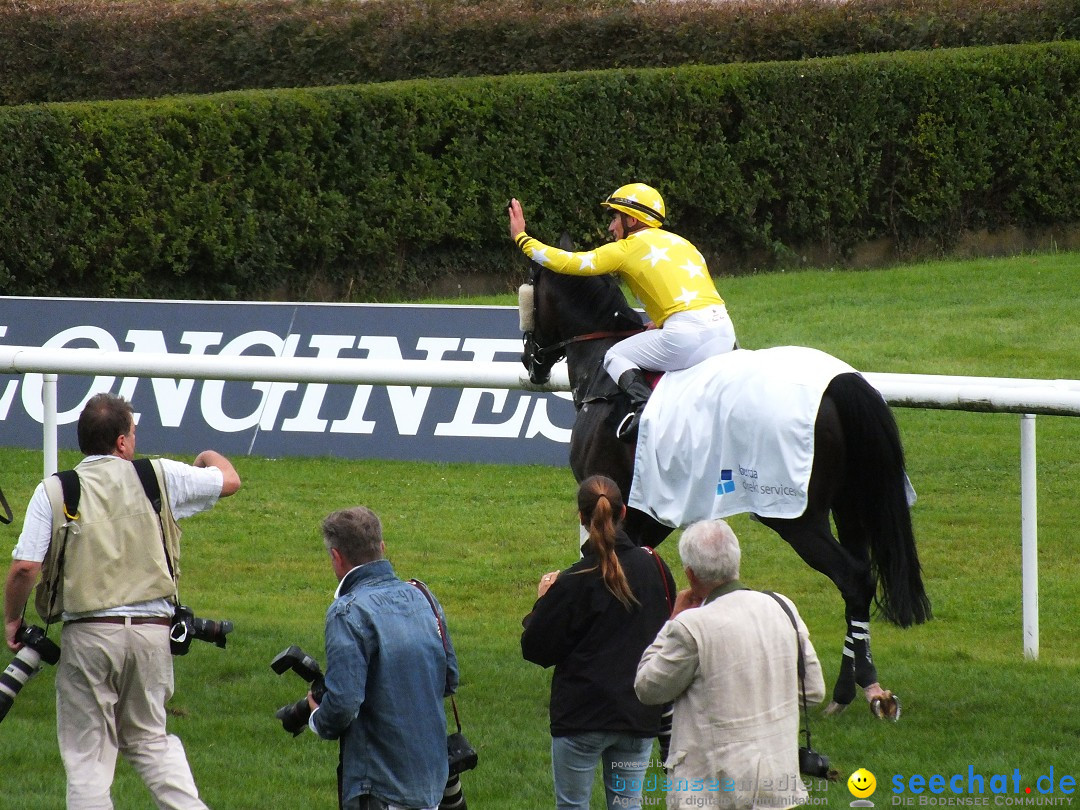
top-left (2, 252), bottom-right (1078, 807)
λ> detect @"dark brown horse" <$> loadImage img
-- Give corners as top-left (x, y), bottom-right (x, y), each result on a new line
top-left (520, 264), bottom-right (931, 718)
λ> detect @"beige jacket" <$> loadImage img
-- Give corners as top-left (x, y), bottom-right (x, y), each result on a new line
top-left (635, 585), bottom-right (825, 810)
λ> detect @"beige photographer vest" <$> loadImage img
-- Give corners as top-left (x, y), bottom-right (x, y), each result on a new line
top-left (35, 457), bottom-right (182, 622)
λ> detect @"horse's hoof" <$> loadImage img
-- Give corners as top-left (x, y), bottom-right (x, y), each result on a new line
top-left (823, 700), bottom-right (849, 717)
top-left (870, 692), bottom-right (902, 722)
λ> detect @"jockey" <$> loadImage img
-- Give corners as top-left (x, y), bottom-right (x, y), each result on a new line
top-left (508, 183), bottom-right (737, 441)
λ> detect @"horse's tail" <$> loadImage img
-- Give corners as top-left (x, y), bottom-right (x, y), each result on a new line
top-left (827, 372), bottom-right (932, 627)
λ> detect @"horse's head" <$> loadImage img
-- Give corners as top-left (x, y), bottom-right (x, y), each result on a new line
top-left (519, 272), bottom-right (559, 385)
top-left (519, 236), bottom-right (643, 384)
top-left (519, 261), bottom-right (581, 384)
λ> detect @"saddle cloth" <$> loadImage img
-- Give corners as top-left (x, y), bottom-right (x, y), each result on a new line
top-left (628, 346), bottom-right (856, 527)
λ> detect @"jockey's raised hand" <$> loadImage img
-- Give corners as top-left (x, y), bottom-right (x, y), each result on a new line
top-left (508, 198), bottom-right (527, 240)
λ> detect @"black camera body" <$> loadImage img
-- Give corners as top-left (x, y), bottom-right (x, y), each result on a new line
top-left (0, 624), bottom-right (61, 724)
top-left (270, 645), bottom-right (326, 736)
top-left (169, 604), bottom-right (233, 656)
top-left (799, 745), bottom-right (832, 779)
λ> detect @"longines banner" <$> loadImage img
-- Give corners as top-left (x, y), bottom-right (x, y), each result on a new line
top-left (0, 297), bottom-right (575, 466)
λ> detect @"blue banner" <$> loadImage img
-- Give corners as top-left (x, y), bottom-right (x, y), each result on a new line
top-left (0, 297), bottom-right (575, 466)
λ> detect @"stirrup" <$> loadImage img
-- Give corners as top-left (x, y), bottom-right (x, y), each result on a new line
top-left (616, 411), bottom-right (640, 442)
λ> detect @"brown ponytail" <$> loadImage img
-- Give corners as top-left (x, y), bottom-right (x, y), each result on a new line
top-left (578, 475), bottom-right (639, 610)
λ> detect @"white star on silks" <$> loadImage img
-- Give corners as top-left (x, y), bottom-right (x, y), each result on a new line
top-left (660, 232), bottom-right (683, 244)
top-left (675, 287), bottom-right (700, 307)
top-left (578, 252), bottom-right (597, 270)
top-left (529, 247), bottom-right (549, 264)
top-left (644, 246), bottom-right (670, 267)
top-left (682, 260), bottom-right (705, 279)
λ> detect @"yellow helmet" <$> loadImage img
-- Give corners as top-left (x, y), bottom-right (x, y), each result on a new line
top-left (601, 182), bottom-right (666, 228)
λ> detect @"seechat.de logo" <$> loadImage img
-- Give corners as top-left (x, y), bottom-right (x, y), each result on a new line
top-left (850, 768), bottom-right (878, 807)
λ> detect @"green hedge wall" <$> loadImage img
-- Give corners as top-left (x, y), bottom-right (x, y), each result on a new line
top-left (2, 43), bottom-right (1079, 301)
top-left (0, 0), bottom-right (1077, 105)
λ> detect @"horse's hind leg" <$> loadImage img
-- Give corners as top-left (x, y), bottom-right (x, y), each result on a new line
top-left (831, 504), bottom-right (901, 720)
top-left (758, 510), bottom-right (878, 712)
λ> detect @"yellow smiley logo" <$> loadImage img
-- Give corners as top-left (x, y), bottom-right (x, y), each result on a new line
top-left (848, 768), bottom-right (877, 799)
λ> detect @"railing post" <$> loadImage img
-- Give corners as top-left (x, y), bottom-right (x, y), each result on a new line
top-left (43, 373), bottom-right (58, 477)
top-left (1020, 413), bottom-right (1038, 660)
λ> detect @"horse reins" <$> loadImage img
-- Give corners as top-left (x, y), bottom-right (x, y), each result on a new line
top-left (531, 328), bottom-right (642, 363)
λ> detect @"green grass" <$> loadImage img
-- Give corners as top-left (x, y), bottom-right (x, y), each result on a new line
top-left (2, 252), bottom-right (1079, 808)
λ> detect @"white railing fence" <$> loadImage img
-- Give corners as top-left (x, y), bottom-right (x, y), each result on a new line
top-left (4, 344), bottom-right (1080, 660)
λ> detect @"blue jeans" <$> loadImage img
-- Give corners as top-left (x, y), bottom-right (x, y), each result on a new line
top-left (551, 732), bottom-right (653, 810)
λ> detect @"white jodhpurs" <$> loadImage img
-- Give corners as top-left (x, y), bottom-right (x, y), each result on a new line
top-left (602, 305), bottom-right (736, 383)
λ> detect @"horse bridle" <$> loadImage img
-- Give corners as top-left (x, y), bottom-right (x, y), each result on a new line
top-left (520, 266), bottom-right (640, 384)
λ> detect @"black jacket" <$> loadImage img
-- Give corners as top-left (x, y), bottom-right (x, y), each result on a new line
top-left (521, 532), bottom-right (677, 737)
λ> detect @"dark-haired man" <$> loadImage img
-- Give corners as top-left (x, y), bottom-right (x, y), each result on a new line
top-left (4, 392), bottom-right (240, 808)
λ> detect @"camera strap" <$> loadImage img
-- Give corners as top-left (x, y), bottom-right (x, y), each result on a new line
top-left (642, 546), bottom-right (673, 613)
top-left (40, 470), bottom-right (84, 630)
top-left (0, 484), bottom-right (13, 524)
top-left (761, 591), bottom-right (813, 752)
top-left (408, 578), bottom-right (462, 734)
top-left (130, 459), bottom-right (178, 600)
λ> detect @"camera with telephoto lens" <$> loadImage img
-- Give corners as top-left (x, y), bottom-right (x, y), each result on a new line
top-left (799, 745), bottom-right (832, 779)
top-left (169, 604), bottom-right (233, 656)
top-left (270, 645), bottom-right (326, 736)
top-left (0, 624), bottom-right (61, 724)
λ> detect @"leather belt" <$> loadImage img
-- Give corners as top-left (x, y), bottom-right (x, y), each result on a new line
top-left (66, 616), bottom-right (172, 627)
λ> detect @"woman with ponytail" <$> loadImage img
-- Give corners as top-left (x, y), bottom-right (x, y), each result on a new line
top-left (522, 475), bottom-right (676, 810)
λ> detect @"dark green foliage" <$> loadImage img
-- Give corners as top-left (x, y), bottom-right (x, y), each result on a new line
top-left (0, 0), bottom-right (1077, 106)
top-left (2, 43), bottom-right (1080, 300)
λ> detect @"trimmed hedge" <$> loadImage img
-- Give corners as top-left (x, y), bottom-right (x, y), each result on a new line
top-left (2, 43), bottom-right (1079, 300)
top-left (0, 0), bottom-right (1078, 106)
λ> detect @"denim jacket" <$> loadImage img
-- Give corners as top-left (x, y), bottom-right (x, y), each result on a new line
top-left (311, 560), bottom-right (459, 808)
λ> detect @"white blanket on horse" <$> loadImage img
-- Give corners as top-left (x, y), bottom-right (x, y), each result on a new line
top-left (628, 346), bottom-right (857, 527)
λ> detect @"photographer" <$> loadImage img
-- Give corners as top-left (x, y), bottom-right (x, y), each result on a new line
top-left (3, 392), bottom-right (240, 809)
top-left (634, 519), bottom-right (825, 810)
top-left (307, 506), bottom-right (460, 810)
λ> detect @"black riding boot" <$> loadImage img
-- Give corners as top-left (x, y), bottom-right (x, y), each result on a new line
top-left (615, 369), bottom-right (653, 442)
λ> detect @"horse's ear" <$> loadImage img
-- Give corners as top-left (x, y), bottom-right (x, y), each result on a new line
top-left (558, 231), bottom-right (576, 251)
